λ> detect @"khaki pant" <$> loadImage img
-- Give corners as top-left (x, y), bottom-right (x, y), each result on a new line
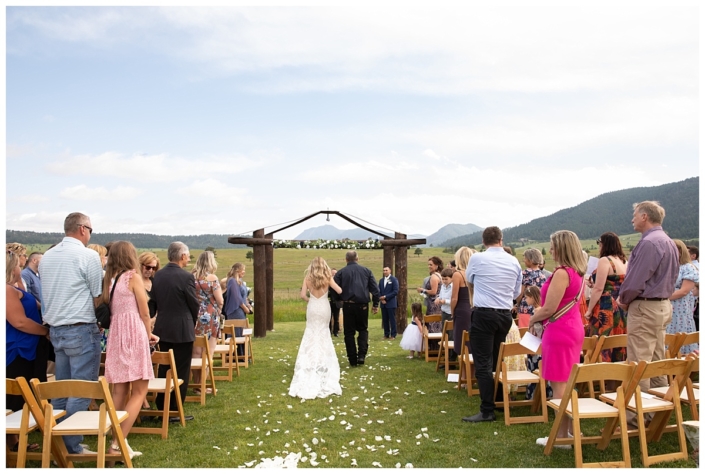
top-left (626, 299), bottom-right (673, 426)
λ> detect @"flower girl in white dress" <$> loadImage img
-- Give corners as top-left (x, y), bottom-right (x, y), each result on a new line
top-left (288, 257), bottom-right (343, 399)
top-left (400, 303), bottom-right (424, 358)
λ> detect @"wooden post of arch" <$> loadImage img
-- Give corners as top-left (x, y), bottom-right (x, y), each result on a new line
top-left (394, 232), bottom-right (408, 333)
top-left (265, 233), bottom-right (274, 331)
top-left (253, 229), bottom-right (267, 338)
top-left (382, 238), bottom-right (394, 271)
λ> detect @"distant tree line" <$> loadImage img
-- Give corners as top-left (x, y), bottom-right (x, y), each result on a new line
top-left (6, 230), bottom-right (248, 250)
top-left (440, 177), bottom-right (699, 249)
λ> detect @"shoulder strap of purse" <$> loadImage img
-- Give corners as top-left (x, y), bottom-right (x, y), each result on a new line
top-left (109, 271), bottom-right (127, 303)
top-left (548, 269), bottom-right (584, 323)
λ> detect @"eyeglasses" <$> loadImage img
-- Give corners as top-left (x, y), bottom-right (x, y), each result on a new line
top-left (596, 239), bottom-right (602, 245)
top-left (80, 224), bottom-right (93, 235)
top-left (143, 265), bottom-right (157, 271)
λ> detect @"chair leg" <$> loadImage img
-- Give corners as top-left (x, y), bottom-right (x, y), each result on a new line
top-left (503, 379), bottom-right (511, 426)
top-left (571, 392), bottom-right (583, 467)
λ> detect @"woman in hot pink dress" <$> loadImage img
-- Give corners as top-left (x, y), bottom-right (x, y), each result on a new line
top-left (530, 230), bottom-right (586, 445)
top-left (104, 241), bottom-right (159, 459)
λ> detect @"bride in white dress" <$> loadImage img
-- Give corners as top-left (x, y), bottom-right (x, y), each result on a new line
top-left (288, 257), bottom-right (343, 399)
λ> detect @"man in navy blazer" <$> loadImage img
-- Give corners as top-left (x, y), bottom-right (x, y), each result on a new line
top-left (379, 266), bottom-right (399, 339)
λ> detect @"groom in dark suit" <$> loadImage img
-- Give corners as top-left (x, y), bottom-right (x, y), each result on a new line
top-left (152, 241), bottom-right (199, 421)
top-left (379, 266), bottom-right (399, 339)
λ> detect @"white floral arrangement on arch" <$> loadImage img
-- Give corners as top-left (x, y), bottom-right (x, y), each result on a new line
top-left (271, 238), bottom-right (382, 250)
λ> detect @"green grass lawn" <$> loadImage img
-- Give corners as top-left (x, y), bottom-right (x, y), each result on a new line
top-left (27, 320), bottom-right (695, 469)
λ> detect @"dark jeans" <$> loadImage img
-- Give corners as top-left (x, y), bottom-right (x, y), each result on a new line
top-left (330, 302), bottom-right (340, 335)
top-left (469, 307), bottom-right (513, 414)
top-left (155, 340), bottom-right (194, 410)
top-left (343, 302), bottom-right (369, 364)
top-left (381, 306), bottom-right (397, 338)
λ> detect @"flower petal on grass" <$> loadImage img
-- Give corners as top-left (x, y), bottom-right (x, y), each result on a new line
top-left (405, 463), bottom-right (413, 468)
top-left (372, 461), bottom-right (383, 467)
top-left (470, 458), bottom-right (477, 462)
top-left (421, 427), bottom-right (428, 432)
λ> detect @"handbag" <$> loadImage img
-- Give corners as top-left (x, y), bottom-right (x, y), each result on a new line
top-left (95, 271), bottom-right (126, 330)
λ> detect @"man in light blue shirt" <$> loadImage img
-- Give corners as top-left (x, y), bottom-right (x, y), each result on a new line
top-left (39, 212), bottom-right (103, 455)
top-left (463, 226), bottom-right (522, 422)
top-left (21, 252), bottom-right (43, 305)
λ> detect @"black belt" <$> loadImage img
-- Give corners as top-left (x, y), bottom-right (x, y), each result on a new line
top-left (635, 297), bottom-right (668, 301)
top-left (57, 322), bottom-right (94, 327)
top-left (475, 307), bottom-right (512, 315)
top-left (343, 301), bottom-right (366, 304)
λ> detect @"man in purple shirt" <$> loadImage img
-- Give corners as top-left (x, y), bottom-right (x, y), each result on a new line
top-left (617, 200), bottom-right (679, 426)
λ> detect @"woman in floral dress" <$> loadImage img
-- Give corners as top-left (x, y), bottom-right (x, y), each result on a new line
top-left (585, 232), bottom-right (628, 362)
top-left (668, 239), bottom-right (699, 354)
top-left (191, 251), bottom-right (224, 389)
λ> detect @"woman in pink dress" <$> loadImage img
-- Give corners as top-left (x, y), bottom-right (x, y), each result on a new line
top-left (104, 241), bottom-right (159, 459)
top-left (530, 230), bottom-right (586, 445)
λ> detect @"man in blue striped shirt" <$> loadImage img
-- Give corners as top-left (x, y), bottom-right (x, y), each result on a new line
top-left (39, 212), bottom-right (103, 455)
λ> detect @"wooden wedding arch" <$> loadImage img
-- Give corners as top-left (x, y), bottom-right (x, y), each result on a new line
top-left (228, 210), bottom-right (426, 338)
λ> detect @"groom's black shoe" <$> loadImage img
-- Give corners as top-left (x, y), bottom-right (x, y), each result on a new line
top-left (462, 412), bottom-right (495, 423)
top-left (357, 358), bottom-right (365, 366)
top-left (349, 359), bottom-right (358, 367)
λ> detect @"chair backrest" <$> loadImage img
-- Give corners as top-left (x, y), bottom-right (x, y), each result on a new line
top-left (620, 359), bottom-right (693, 402)
top-left (194, 335), bottom-right (213, 360)
top-left (220, 325), bottom-right (236, 338)
top-left (442, 319), bottom-right (453, 334)
top-left (581, 335), bottom-right (598, 362)
top-left (678, 332), bottom-right (699, 357)
top-left (518, 327), bottom-right (528, 338)
top-left (592, 334), bottom-right (628, 363)
top-left (33, 377), bottom-right (111, 404)
top-left (224, 319), bottom-right (249, 329)
top-left (423, 314), bottom-right (442, 324)
top-left (569, 361), bottom-right (637, 386)
top-left (665, 333), bottom-right (685, 359)
top-left (495, 342), bottom-right (536, 374)
top-left (6, 377), bottom-right (49, 425)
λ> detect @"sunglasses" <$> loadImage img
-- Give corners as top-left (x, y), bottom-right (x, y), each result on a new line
top-left (143, 265), bottom-right (158, 271)
top-left (596, 239), bottom-right (602, 245)
top-left (80, 224), bottom-right (93, 235)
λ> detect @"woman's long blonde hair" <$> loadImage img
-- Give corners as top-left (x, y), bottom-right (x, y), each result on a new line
top-left (454, 246), bottom-right (477, 306)
top-left (550, 230), bottom-right (587, 277)
top-left (305, 257), bottom-right (332, 291)
top-left (227, 263), bottom-right (245, 283)
top-left (6, 251), bottom-right (20, 284)
top-left (192, 251), bottom-right (217, 281)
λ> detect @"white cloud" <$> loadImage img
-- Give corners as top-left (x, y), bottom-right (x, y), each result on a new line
top-left (8, 7), bottom-right (697, 95)
top-left (46, 151), bottom-right (264, 183)
top-left (59, 184), bottom-right (142, 201)
top-left (10, 194), bottom-right (50, 204)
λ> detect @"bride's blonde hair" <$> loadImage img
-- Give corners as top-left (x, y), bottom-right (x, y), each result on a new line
top-left (304, 257), bottom-right (332, 291)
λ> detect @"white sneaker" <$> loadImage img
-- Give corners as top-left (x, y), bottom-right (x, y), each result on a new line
top-left (125, 440), bottom-right (142, 458)
top-left (536, 437), bottom-right (571, 450)
top-left (79, 447), bottom-right (97, 455)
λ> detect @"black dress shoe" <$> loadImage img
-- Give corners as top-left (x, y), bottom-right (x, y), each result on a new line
top-left (333, 333), bottom-right (339, 337)
top-left (357, 358), bottom-right (365, 366)
top-left (169, 415), bottom-right (194, 423)
top-left (462, 412), bottom-right (496, 423)
top-left (349, 360), bottom-right (358, 367)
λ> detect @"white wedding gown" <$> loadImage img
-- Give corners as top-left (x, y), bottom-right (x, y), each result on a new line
top-left (288, 292), bottom-right (342, 399)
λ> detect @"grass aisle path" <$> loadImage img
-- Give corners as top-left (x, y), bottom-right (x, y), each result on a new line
top-left (105, 320), bottom-right (694, 468)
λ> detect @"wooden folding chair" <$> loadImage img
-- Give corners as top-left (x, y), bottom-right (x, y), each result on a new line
top-left (457, 330), bottom-right (478, 397)
top-left (648, 355), bottom-right (699, 421)
top-left (576, 336), bottom-right (599, 398)
top-left (518, 326), bottom-right (528, 338)
top-left (5, 377), bottom-right (68, 468)
top-left (435, 320), bottom-right (458, 376)
top-left (543, 362), bottom-right (636, 468)
top-left (665, 333), bottom-right (685, 359)
top-left (422, 314), bottom-right (443, 363)
top-left (223, 319), bottom-right (254, 367)
top-left (493, 342), bottom-right (547, 425)
top-left (186, 335), bottom-right (217, 405)
top-left (674, 332), bottom-right (699, 358)
top-left (213, 325), bottom-right (241, 381)
top-left (131, 349), bottom-right (186, 439)
top-left (31, 376), bottom-right (132, 468)
top-left (599, 358), bottom-right (693, 467)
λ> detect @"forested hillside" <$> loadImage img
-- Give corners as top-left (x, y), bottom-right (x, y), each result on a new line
top-left (441, 177), bottom-right (699, 249)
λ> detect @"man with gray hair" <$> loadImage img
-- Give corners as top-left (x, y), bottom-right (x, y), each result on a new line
top-left (39, 212), bottom-right (103, 455)
top-left (617, 200), bottom-right (679, 428)
top-left (333, 251), bottom-right (380, 367)
top-left (152, 241), bottom-right (199, 421)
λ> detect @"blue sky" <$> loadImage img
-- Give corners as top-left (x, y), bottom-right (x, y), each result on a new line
top-left (5, 5), bottom-right (699, 239)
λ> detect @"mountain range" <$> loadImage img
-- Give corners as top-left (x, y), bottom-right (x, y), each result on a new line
top-left (293, 225), bottom-right (425, 241)
top-left (440, 177), bottom-right (699, 249)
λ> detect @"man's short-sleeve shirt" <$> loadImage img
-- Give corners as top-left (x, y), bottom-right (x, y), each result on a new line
top-left (39, 237), bottom-right (104, 326)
